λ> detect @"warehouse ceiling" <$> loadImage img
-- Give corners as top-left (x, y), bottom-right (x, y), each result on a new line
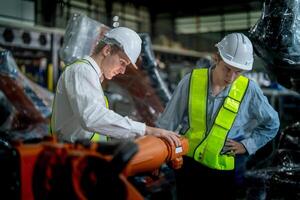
top-left (113, 0), bottom-right (263, 16)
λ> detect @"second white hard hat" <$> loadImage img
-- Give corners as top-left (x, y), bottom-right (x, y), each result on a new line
top-left (104, 27), bottom-right (142, 69)
top-left (216, 33), bottom-right (254, 70)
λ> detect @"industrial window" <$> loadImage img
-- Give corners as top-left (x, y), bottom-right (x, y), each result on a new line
top-left (175, 11), bottom-right (261, 34)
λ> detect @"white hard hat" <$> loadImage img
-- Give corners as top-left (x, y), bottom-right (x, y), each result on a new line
top-left (104, 27), bottom-right (142, 69)
top-left (216, 33), bottom-right (254, 70)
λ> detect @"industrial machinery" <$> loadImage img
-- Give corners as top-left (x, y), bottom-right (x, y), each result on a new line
top-left (245, 0), bottom-right (300, 199)
top-left (244, 122), bottom-right (300, 199)
top-left (249, 0), bottom-right (300, 92)
top-left (0, 135), bottom-right (188, 200)
top-left (0, 49), bottom-right (53, 141)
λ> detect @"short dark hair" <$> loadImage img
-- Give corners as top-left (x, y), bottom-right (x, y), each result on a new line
top-left (93, 40), bottom-right (122, 55)
top-left (212, 52), bottom-right (222, 64)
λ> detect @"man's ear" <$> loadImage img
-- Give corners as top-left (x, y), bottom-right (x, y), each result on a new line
top-left (213, 53), bottom-right (220, 64)
top-left (103, 45), bottom-right (111, 56)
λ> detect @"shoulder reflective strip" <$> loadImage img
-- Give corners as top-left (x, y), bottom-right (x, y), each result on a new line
top-left (185, 69), bottom-right (208, 157)
top-left (215, 75), bottom-right (249, 129)
top-left (228, 75), bottom-right (249, 101)
top-left (223, 97), bottom-right (239, 113)
top-left (189, 69), bottom-right (208, 133)
top-left (214, 106), bottom-right (237, 130)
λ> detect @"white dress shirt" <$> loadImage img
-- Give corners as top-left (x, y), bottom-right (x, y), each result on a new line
top-left (51, 56), bottom-right (146, 142)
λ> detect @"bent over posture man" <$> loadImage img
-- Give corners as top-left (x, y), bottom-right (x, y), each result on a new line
top-left (51, 27), bottom-right (181, 146)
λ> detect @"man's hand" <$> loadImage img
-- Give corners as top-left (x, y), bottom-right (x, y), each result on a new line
top-left (223, 139), bottom-right (247, 156)
top-left (145, 126), bottom-right (181, 147)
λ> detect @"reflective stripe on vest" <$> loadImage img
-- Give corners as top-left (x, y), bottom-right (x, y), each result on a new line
top-left (185, 68), bottom-right (249, 170)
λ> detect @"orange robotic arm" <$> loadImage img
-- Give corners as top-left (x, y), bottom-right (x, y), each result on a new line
top-left (117, 135), bottom-right (189, 200)
top-left (123, 135), bottom-right (188, 177)
top-left (0, 135), bottom-right (188, 200)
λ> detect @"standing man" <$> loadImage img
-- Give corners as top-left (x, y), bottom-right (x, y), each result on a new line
top-left (156, 33), bottom-right (280, 199)
top-left (51, 27), bottom-right (181, 147)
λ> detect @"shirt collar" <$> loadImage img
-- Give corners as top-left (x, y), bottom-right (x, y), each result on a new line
top-left (83, 55), bottom-right (103, 78)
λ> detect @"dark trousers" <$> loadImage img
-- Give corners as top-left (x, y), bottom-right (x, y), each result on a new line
top-left (175, 156), bottom-right (236, 200)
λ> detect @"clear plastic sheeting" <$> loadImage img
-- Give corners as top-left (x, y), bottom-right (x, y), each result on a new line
top-left (60, 13), bottom-right (110, 65)
top-left (0, 50), bottom-right (18, 76)
top-left (249, 0), bottom-right (300, 91)
top-left (0, 49), bottom-right (53, 141)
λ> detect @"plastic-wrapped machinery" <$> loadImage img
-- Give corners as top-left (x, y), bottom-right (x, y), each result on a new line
top-left (0, 50), bottom-right (53, 141)
top-left (60, 13), bottom-right (110, 65)
top-left (249, 0), bottom-right (300, 91)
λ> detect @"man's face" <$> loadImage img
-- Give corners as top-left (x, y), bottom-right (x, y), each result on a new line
top-left (102, 51), bottom-right (131, 80)
top-left (216, 60), bottom-right (243, 86)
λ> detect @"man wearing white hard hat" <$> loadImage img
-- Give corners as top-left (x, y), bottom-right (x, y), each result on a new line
top-left (51, 27), bottom-right (181, 147)
top-left (156, 33), bottom-right (280, 199)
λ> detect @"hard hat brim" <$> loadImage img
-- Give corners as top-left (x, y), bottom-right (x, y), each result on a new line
top-left (220, 53), bottom-right (252, 71)
top-left (127, 55), bottom-right (142, 70)
top-left (129, 62), bottom-right (138, 69)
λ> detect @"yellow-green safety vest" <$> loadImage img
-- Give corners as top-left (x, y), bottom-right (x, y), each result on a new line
top-left (51, 59), bottom-right (108, 142)
top-left (184, 68), bottom-right (249, 170)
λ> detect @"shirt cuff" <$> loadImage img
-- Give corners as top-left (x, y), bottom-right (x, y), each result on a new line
top-left (240, 139), bottom-right (257, 155)
top-left (130, 120), bottom-right (146, 137)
